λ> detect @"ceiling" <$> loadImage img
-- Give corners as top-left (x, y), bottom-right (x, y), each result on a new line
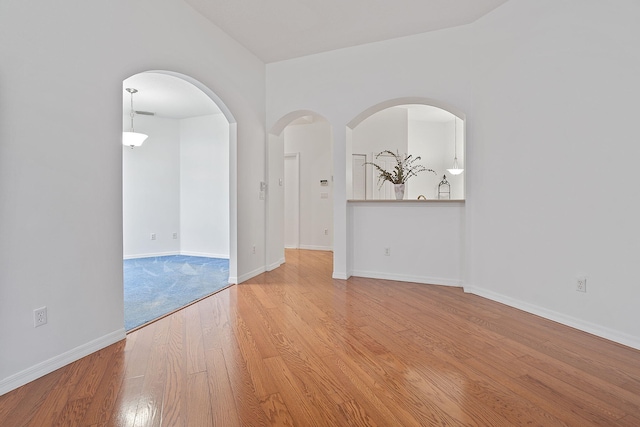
top-left (184, 0), bottom-right (510, 63)
top-left (123, 72), bottom-right (221, 120)
top-left (123, 2), bottom-right (510, 119)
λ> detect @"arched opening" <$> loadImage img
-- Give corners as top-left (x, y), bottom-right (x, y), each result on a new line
top-left (267, 111), bottom-right (334, 270)
top-left (347, 97), bottom-right (465, 200)
top-left (342, 97), bottom-right (465, 287)
top-left (121, 71), bottom-right (237, 331)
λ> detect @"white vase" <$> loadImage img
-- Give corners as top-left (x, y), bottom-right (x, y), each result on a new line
top-left (394, 183), bottom-right (405, 200)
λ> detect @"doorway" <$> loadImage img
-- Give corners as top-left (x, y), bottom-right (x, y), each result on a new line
top-left (266, 112), bottom-right (334, 269)
top-left (122, 71), bottom-right (234, 331)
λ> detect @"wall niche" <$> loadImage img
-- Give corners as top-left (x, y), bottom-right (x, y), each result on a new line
top-left (348, 104), bottom-right (465, 200)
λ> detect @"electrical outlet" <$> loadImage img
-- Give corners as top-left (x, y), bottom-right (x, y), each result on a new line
top-left (384, 248), bottom-right (391, 256)
top-left (324, 228), bottom-right (329, 235)
top-left (576, 276), bottom-right (587, 293)
top-left (252, 245), bottom-right (256, 254)
top-left (34, 307), bottom-right (47, 327)
top-left (150, 233), bottom-right (156, 240)
top-left (172, 232), bottom-right (178, 239)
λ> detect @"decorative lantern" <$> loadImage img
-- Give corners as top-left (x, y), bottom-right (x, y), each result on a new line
top-left (438, 175), bottom-right (450, 200)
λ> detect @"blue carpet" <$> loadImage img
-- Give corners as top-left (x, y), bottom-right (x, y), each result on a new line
top-left (124, 255), bottom-right (229, 331)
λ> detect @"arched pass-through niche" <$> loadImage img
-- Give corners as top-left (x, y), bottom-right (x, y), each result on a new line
top-left (344, 96), bottom-right (465, 289)
top-left (347, 97), bottom-right (465, 201)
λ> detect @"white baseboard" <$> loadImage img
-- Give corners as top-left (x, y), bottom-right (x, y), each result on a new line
top-left (179, 251), bottom-right (229, 259)
top-left (124, 251), bottom-right (229, 260)
top-left (464, 285), bottom-right (640, 351)
top-left (351, 270), bottom-right (462, 287)
top-left (123, 251), bottom-right (180, 260)
top-left (267, 258), bottom-right (285, 271)
top-left (0, 328), bottom-right (126, 396)
top-left (299, 245), bottom-right (333, 251)
top-left (332, 271), bottom-right (350, 280)
top-left (236, 266), bottom-right (267, 284)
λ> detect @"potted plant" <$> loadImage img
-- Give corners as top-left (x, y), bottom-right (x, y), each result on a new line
top-left (366, 150), bottom-right (436, 199)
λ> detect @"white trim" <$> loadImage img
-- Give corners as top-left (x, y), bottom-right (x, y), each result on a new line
top-left (267, 258), bottom-right (285, 271)
top-left (351, 270), bottom-right (462, 287)
top-left (236, 266), bottom-right (267, 284)
top-left (0, 329), bottom-right (126, 396)
top-left (299, 245), bottom-right (333, 251)
top-left (284, 152), bottom-right (300, 249)
top-left (464, 285), bottom-right (640, 351)
top-left (179, 251), bottom-right (230, 259)
top-left (332, 271), bottom-right (350, 280)
top-left (123, 251), bottom-right (180, 260)
top-left (124, 252), bottom-right (230, 260)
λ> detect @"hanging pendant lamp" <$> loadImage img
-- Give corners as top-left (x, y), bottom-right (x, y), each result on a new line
top-left (122, 88), bottom-right (148, 148)
top-left (447, 117), bottom-right (464, 175)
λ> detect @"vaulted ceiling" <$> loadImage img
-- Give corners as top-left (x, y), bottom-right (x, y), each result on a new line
top-left (124, 1), bottom-right (511, 118)
top-left (184, 0), bottom-right (510, 63)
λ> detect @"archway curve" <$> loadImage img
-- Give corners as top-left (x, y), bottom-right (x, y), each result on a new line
top-left (269, 110), bottom-right (331, 136)
top-left (149, 70), bottom-right (237, 125)
top-left (347, 97), bottom-right (465, 129)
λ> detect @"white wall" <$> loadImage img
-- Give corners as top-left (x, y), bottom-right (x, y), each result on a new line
top-left (407, 117), bottom-right (465, 200)
top-left (466, 0), bottom-right (640, 347)
top-left (123, 113), bottom-right (229, 260)
top-left (266, 0), bottom-right (640, 349)
top-left (351, 201), bottom-right (464, 285)
top-left (283, 120), bottom-right (333, 251)
top-left (267, 132), bottom-right (285, 269)
top-left (123, 115), bottom-right (181, 257)
top-left (352, 107), bottom-right (408, 199)
top-left (180, 114), bottom-right (230, 258)
top-left (0, 0), bottom-right (265, 394)
top-left (407, 119), bottom-right (447, 199)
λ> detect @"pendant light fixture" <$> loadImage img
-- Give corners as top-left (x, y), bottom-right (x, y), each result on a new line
top-left (122, 88), bottom-right (148, 148)
top-left (447, 117), bottom-right (464, 175)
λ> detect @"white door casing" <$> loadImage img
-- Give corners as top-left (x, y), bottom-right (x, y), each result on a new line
top-left (284, 153), bottom-right (300, 248)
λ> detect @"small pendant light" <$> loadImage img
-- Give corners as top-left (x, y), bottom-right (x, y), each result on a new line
top-left (447, 117), bottom-right (464, 175)
top-left (122, 88), bottom-right (148, 148)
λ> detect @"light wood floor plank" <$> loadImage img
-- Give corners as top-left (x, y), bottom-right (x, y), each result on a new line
top-left (3, 249), bottom-right (640, 426)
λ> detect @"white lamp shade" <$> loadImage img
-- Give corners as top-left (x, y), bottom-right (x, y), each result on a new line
top-left (122, 131), bottom-right (148, 147)
top-left (446, 157), bottom-right (464, 175)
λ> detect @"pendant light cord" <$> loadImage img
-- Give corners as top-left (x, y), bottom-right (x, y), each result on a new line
top-left (128, 88), bottom-right (136, 132)
top-left (453, 118), bottom-right (457, 160)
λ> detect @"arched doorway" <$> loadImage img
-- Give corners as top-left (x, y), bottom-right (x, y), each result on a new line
top-left (266, 111), bottom-right (334, 270)
top-left (121, 71), bottom-right (237, 330)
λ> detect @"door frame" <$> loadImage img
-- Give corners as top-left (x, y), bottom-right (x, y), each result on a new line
top-left (284, 152), bottom-right (300, 250)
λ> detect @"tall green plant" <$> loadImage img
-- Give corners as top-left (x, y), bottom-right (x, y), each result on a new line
top-left (366, 150), bottom-right (436, 188)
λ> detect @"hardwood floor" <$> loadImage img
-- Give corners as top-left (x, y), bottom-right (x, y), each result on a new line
top-left (2, 249), bottom-right (640, 426)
